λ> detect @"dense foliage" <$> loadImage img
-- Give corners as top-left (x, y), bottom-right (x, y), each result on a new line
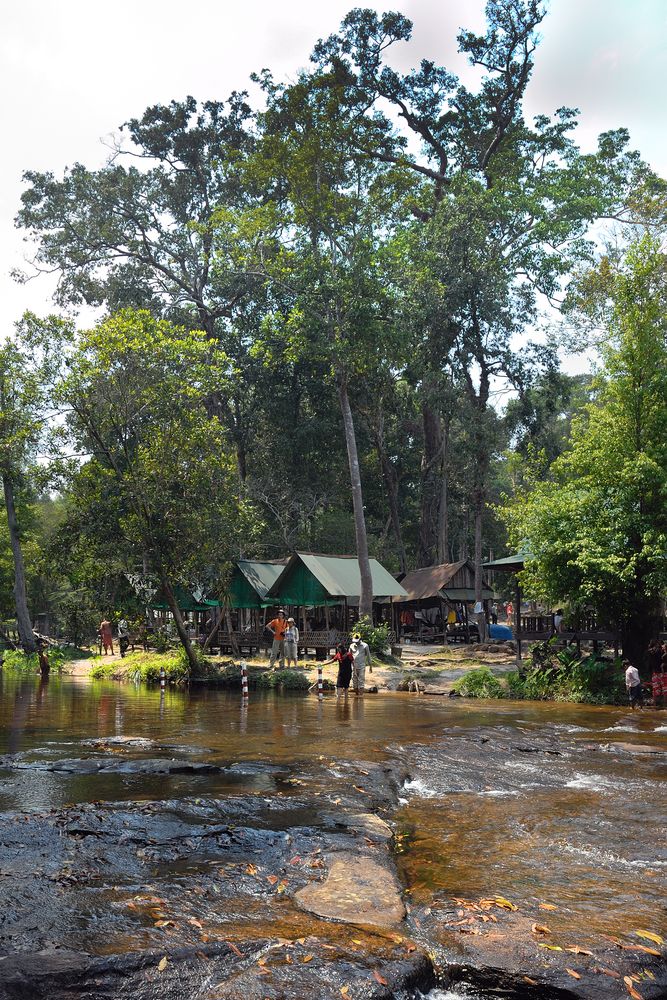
top-left (0, 2), bottom-right (663, 670)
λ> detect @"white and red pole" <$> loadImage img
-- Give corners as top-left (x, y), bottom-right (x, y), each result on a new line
top-left (317, 665), bottom-right (323, 700)
top-left (241, 660), bottom-right (249, 701)
top-left (159, 666), bottom-right (166, 691)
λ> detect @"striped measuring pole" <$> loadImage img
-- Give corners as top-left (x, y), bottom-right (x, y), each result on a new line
top-left (159, 666), bottom-right (166, 691)
top-left (317, 665), bottom-right (323, 700)
top-left (241, 660), bottom-right (249, 701)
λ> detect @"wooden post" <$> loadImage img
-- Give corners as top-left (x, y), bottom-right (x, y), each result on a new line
top-left (515, 578), bottom-right (523, 674)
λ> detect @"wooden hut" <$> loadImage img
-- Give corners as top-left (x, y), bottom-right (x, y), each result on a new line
top-left (393, 560), bottom-right (494, 643)
top-left (267, 551), bottom-right (407, 655)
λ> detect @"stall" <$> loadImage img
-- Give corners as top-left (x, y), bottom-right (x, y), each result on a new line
top-left (393, 560), bottom-right (494, 644)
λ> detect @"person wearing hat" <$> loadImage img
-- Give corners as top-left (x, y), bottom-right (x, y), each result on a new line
top-left (285, 616), bottom-right (300, 668)
top-left (349, 632), bottom-right (372, 695)
top-left (267, 609), bottom-right (288, 669)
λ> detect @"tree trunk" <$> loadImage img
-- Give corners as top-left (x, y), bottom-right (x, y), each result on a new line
top-left (374, 432), bottom-right (407, 574)
top-left (161, 576), bottom-right (199, 675)
top-left (473, 498), bottom-right (487, 643)
top-left (417, 401), bottom-right (443, 567)
top-left (436, 417), bottom-right (450, 564)
top-left (2, 473), bottom-right (36, 653)
top-left (337, 376), bottom-right (373, 619)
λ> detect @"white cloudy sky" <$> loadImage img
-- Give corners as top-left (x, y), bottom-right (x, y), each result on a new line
top-left (1, 0), bottom-right (665, 335)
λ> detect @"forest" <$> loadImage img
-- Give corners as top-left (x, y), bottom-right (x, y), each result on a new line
top-left (2, 0), bottom-right (666, 667)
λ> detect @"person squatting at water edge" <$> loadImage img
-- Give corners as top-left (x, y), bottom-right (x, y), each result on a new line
top-left (267, 609), bottom-right (287, 669)
top-left (321, 643), bottom-right (354, 700)
top-left (624, 659), bottom-right (644, 710)
top-left (349, 632), bottom-right (372, 695)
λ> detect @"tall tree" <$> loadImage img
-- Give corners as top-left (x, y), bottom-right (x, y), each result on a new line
top-left (502, 235), bottom-right (667, 666)
top-left (54, 309), bottom-right (251, 672)
top-left (245, 69), bottom-right (407, 615)
top-left (310, 1), bottom-right (653, 633)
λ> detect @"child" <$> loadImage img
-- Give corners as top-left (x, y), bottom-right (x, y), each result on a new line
top-left (323, 643), bottom-right (353, 700)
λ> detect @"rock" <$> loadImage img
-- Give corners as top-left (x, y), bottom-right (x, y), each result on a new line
top-left (295, 851), bottom-right (405, 929)
top-left (605, 741), bottom-right (667, 755)
top-left (323, 812), bottom-right (394, 841)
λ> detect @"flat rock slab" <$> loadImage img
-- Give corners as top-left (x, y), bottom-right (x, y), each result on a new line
top-left (323, 811), bottom-right (394, 841)
top-left (295, 850), bottom-right (405, 929)
top-left (605, 741), bottom-right (667, 755)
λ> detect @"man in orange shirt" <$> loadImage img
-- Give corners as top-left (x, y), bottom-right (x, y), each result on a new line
top-left (267, 609), bottom-right (287, 669)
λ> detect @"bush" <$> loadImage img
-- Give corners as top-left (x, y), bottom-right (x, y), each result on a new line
top-left (257, 669), bottom-right (310, 691)
top-left (453, 667), bottom-right (504, 699)
top-left (124, 651), bottom-right (189, 684)
top-left (3, 648), bottom-right (65, 673)
top-left (506, 651), bottom-right (626, 704)
top-left (353, 616), bottom-right (390, 656)
top-left (90, 662), bottom-right (118, 679)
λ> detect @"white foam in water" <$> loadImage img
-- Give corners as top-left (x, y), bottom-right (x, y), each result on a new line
top-left (602, 725), bottom-right (638, 733)
top-left (419, 989), bottom-right (482, 1000)
top-left (565, 772), bottom-right (621, 792)
top-left (559, 842), bottom-right (663, 869)
top-left (655, 725), bottom-right (667, 733)
top-left (404, 777), bottom-right (441, 798)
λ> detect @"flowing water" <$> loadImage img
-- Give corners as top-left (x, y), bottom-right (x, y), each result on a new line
top-left (0, 673), bottom-right (665, 997)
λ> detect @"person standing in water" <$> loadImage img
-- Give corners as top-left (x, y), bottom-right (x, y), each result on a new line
top-left (322, 643), bottom-right (354, 699)
top-left (624, 659), bottom-right (644, 710)
top-left (349, 632), bottom-right (372, 695)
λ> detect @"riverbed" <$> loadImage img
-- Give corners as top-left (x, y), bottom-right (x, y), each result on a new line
top-left (0, 674), bottom-right (664, 999)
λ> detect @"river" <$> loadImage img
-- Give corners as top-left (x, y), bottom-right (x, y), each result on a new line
top-left (0, 674), bottom-right (664, 999)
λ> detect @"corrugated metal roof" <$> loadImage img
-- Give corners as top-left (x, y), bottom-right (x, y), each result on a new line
top-left (395, 561), bottom-right (493, 603)
top-left (237, 560), bottom-right (287, 598)
top-left (269, 552), bottom-right (407, 600)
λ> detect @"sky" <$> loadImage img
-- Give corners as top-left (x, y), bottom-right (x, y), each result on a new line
top-left (1, 0), bottom-right (666, 337)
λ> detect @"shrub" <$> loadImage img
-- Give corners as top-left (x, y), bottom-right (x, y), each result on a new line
top-left (3, 648), bottom-right (65, 673)
top-left (353, 616), bottom-right (390, 656)
top-left (90, 662), bottom-right (118, 679)
top-left (453, 667), bottom-right (504, 699)
top-left (256, 669), bottom-right (310, 691)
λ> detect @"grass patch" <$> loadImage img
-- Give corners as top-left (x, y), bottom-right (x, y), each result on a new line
top-left (90, 662), bottom-right (119, 680)
top-left (3, 648), bottom-right (66, 673)
top-left (452, 653), bottom-right (626, 705)
top-left (257, 668), bottom-right (311, 691)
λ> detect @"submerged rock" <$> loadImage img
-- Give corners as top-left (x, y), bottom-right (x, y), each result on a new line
top-left (295, 851), bottom-right (405, 929)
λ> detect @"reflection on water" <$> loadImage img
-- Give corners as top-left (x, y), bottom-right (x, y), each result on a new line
top-left (0, 672), bottom-right (665, 946)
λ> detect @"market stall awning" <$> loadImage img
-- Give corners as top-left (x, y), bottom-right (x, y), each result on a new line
top-left (394, 561), bottom-right (493, 603)
top-left (483, 552), bottom-right (532, 572)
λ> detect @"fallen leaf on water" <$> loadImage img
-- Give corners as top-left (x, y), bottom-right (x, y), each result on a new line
top-left (643, 970), bottom-right (655, 980)
top-left (596, 968), bottom-right (621, 979)
top-left (154, 919), bottom-right (176, 928)
top-left (634, 930), bottom-right (664, 946)
top-left (539, 903), bottom-right (558, 911)
top-left (189, 918), bottom-right (203, 929)
top-left (635, 945), bottom-right (661, 956)
top-left (277, 880), bottom-right (288, 893)
top-left (372, 970), bottom-right (388, 985)
top-left (285, 954), bottom-right (292, 964)
top-left (353, 786), bottom-right (366, 793)
top-left (125, 901), bottom-right (138, 910)
top-left (565, 946), bottom-right (592, 956)
top-left (538, 944), bottom-right (562, 951)
top-left (531, 923), bottom-right (551, 935)
top-left (302, 954), bottom-right (314, 963)
top-left (289, 856), bottom-right (302, 866)
top-left (267, 875), bottom-right (278, 885)
top-left (423, 907), bottom-right (432, 916)
top-left (257, 958), bottom-right (267, 966)
top-left (226, 941), bottom-right (243, 957)
top-left (333, 798), bottom-right (341, 805)
top-left (494, 896), bottom-right (517, 911)
top-left (195, 951), bottom-right (207, 960)
top-left (523, 976), bottom-right (537, 985)
top-left (624, 975), bottom-right (643, 999)
top-left (340, 988), bottom-right (350, 997)
top-left (406, 944), bottom-right (416, 953)
top-left (157, 957), bottom-right (168, 972)
top-left (245, 864), bottom-right (258, 876)
top-left (565, 969), bottom-right (581, 980)
top-left (352, 939), bottom-right (363, 945)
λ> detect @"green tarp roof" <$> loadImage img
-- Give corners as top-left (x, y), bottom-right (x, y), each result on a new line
top-left (268, 552), bottom-right (407, 606)
top-left (231, 560), bottom-right (287, 609)
top-left (151, 585), bottom-right (219, 612)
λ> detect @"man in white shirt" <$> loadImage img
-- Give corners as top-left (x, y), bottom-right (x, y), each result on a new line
top-left (350, 633), bottom-right (372, 695)
top-left (624, 660), bottom-right (643, 709)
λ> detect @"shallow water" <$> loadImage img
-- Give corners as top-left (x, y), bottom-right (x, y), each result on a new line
top-left (0, 673), bottom-right (665, 964)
